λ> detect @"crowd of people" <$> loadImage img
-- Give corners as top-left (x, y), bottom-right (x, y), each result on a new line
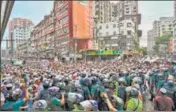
top-left (0, 55), bottom-right (176, 111)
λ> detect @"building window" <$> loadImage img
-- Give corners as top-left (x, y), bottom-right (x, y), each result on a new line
top-left (113, 31), bottom-right (116, 35)
top-left (106, 32), bottom-right (109, 36)
top-left (113, 24), bottom-right (116, 28)
top-left (99, 33), bottom-right (102, 36)
top-left (127, 23), bottom-right (132, 27)
top-left (99, 26), bottom-right (102, 29)
top-left (106, 25), bottom-right (109, 29)
top-left (126, 8), bottom-right (129, 10)
top-left (127, 30), bottom-right (131, 35)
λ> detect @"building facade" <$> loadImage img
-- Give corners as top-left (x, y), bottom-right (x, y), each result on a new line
top-left (30, 11), bottom-right (55, 60)
top-left (119, 1), bottom-right (141, 32)
top-left (54, 1), bottom-right (93, 55)
top-left (8, 18), bottom-right (34, 58)
top-left (159, 17), bottom-right (174, 36)
top-left (29, 1), bottom-right (93, 60)
top-left (153, 20), bottom-right (160, 37)
top-left (93, 1), bottom-right (111, 23)
top-left (96, 19), bottom-right (135, 50)
top-left (147, 30), bottom-right (155, 54)
top-left (93, 1), bottom-right (141, 50)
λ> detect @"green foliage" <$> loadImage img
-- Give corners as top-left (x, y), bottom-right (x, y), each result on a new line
top-left (155, 34), bottom-right (172, 45)
top-left (139, 47), bottom-right (147, 55)
top-left (153, 34), bottom-right (172, 54)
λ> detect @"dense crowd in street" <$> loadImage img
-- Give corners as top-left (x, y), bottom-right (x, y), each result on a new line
top-left (0, 55), bottom-right (176, 111)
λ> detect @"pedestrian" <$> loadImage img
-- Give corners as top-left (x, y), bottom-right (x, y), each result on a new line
top-left (153, 88), bottom-right (174, 111)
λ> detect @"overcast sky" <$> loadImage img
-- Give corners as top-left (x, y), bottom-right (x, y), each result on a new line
top-left (138, 1), bottom-right (173, 47)
top-left (1, 1), bottom-right (174, 49)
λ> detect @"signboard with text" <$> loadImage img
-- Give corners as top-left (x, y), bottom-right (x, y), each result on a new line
top-left (84, 50), bottom-right (123, 56)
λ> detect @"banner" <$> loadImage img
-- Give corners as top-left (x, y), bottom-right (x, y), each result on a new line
top-left (85, 50), bottom-right (123, 55)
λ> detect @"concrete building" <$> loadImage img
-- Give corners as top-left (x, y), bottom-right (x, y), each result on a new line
top-left (96, 19), bottom-right (135, 50)
top-left (30, 11), bottom-right (55, 60)
top-left (110, 2), bottom-right (123, 22)
top-left (153, 20), bottom-right (160, 37)
top-left (93, 1), bottom-right (111, 23)
top-left (119, 1), bottom-right (141, 32)
top-left (53, 1), bottom-right (93, 56)
top-left (147, 30), bottom-right (155, 54)
top-left (30, 1), bottom-right (93, 60)
top-left (159, 17), bottom-right (174, 36)
top-left (93, 1), bottom-right (141, 50)
top-left (8, 18), bottom-right (34, 58)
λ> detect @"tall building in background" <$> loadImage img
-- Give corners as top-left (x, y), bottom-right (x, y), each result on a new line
top-left (93, 1), bottom-right (141, 50)
top-left (147, 30), bottom-right (155, 55)
top-left (8, 18), bottom-right (34, 58)
top-left (159, 17), bottom-right (173, 36)
top-left (120, 1), bottom-right (141, 32)
top-left (153, 20), bottom-right (160, 37)
top-left (53, 1), bottom-right (93, 57)
top-left (30, 11), bottom-right (55, 59)
top-left (93, 1), bottom-right (111, 23)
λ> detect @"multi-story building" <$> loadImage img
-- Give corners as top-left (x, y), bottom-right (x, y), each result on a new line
top-left (8, 18), bottom-right (34, 58)
top-left (119, 1), bottom-right (141, 32)
top-left (111, 2), bottom-right (123, 22)
top-left (93, 1), bottom-right (141, 50)
top-left (53, 1), bottom-right (93, 56)
top-left (30, 11), bottom-right (55, 59)
top-left (153, 20), bottom-right (160, 37)
top-left (16, 38), bottom-right (29, 59)
top-left (147, 30), bottom-right (155, 54)
top-left (96, 19), bottom-right (135, 50)
top-left (159, 17), bottom-right (174, 36)
top-left (93, 1), bottom-right (111, 23)
top-left (30, 1), bottom-right (93, 60)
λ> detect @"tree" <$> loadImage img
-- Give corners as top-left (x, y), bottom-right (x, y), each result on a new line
top-left (155, 34), bottom-right (172, 45)
top-left (139, 47), bottom-right (147, 55)
top-left (153, 33), bottom-right (172, 55)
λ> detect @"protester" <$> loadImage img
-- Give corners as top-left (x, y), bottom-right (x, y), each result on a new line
top-left (153, 88), bottom-right (175, 111)
top-left (0, 56), bottom-right (176, 111)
